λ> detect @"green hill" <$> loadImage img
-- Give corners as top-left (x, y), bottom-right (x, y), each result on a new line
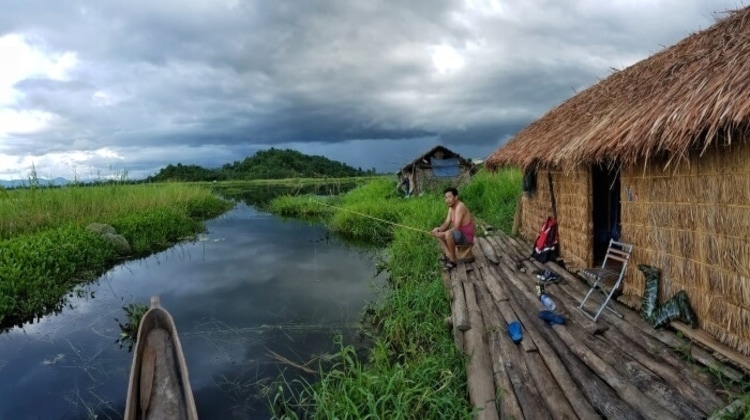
top-left (148, 148), bottom-right (375, 182)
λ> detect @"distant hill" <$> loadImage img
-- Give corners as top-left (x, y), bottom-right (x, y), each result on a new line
top-left (147, 148), bottom-right (375, 182)
top-left (0, 177), bottom-right (70, 189)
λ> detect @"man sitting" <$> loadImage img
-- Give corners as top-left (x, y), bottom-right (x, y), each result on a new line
top-left (430, 187), bottom-right (475, 271)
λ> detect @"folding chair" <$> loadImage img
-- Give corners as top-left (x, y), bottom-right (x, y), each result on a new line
top-left (578, 240), bottom-right (633, 322)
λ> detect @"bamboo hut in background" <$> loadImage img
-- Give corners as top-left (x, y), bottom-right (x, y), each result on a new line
top-left (485, 7), bottom-right (750, 356)
top-left (398, 146), bottom-right (476, 196)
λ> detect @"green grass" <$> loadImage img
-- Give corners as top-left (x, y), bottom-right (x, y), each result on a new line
top-left (0, 182), bottom-right (232, 328)
top-left (266, 169), bottom-right (523, 418)
top-left (0, 183), bottom-right (229, 239)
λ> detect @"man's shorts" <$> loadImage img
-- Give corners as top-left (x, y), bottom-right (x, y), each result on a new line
top-left (452, 230), bottom-right (470, 245)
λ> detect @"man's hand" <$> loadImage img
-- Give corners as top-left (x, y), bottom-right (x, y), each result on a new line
top-left (431, 227), bottom-right (440, 237)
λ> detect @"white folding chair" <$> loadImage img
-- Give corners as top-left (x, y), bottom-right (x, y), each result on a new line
top-left (578, 240), bottom-right (633, 322)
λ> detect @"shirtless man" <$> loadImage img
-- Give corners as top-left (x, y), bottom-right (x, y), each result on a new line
top-left (430, 187), bottom-right (475, 270)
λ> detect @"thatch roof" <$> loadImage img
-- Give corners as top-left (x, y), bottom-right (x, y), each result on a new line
top-left (400, 145), bottom-right (473, 172)
top-left (486, 7), bottom-right (750, 171)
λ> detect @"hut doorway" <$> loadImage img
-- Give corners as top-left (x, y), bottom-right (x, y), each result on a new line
top-left (591, 164), bottom-right (621, 264)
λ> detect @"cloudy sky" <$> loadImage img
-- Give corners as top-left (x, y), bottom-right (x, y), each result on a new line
top-left (0, 0), bottom-right (745, 180)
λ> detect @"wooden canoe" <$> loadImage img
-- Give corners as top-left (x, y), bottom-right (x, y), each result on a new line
top-left (124, 296), bottom-right (198, 420)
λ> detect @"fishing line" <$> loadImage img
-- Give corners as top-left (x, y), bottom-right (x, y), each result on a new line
top-left (313, 199), bottom-right (432, 234)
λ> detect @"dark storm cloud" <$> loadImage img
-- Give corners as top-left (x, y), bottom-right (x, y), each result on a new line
top-left (0, 0), bottom-right (744, 178)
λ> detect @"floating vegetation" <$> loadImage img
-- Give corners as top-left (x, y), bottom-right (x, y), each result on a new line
top-left (115, 302), bottom-right (149, 352)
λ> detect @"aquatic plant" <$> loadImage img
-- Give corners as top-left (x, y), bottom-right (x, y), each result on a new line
top-left (115, 302), bottom-right (149, 352)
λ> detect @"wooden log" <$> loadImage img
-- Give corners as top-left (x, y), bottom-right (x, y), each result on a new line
top-left (453, 324), bottom-right (466, 354)
top-left (461, 280), bottom-right (500, 420)
top-left (440, 269), bottom-right (452, 295)
top-left (553, 261), bottom-right (744, 383)
top-left (670, 321), bottom-right (750, 374)
top-left (441, 271), bottom-right (469, 354)
top-left (451, 276), bottom-right (471, 331)
top-left (472, 273), bottom-right (523, 419)
top-left (571, 323), bottom-right (705, 418)
top-left (475, 269), bottom-right (581, 419)
top-left (482, 274), bottom-right (537, 353)
top-left (503, 233), bottom-right (727, 411)
top-left (553, 276), bottom-right (725, 414)
top-left (487, 263), bottom-right (678, 420)
top-left (493, 265), bottom-right (641, 420)
top-left (709, 399), bottom-right (749, 420)
top-left (477, 237), bottom-right (499, 265)
top-left (501, 234), bottom-right (732, 400)
top-left (472, 280), bottom-right (549, 420)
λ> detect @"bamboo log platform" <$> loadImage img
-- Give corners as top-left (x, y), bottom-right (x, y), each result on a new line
top-left (446, 231), bottom-right (742, 420)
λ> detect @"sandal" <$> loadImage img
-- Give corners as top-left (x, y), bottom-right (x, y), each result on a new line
top-left (439, 254), bottom-right (449, 263)
top-left (442, 261), bottom-right (457, 271)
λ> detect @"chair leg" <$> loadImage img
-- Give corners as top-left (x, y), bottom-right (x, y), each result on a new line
top-left (579, 276), bottom-right (624, 322)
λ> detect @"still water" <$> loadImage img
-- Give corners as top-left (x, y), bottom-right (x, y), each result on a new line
top-left (0, 200), bottom-right (382, 419)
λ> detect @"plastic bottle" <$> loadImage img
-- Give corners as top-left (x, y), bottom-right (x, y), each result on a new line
top-left (540, 294), bottom-right (556, 311)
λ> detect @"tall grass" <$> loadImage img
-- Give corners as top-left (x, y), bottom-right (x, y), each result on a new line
top-left (267, 170), bottom-right (523, 418)
top-left (0, 182), bottom-right (232, 328)
top-left (460, 168), bottom-right (522, 233)
top-left (0, 183), bottom-right (226, 240)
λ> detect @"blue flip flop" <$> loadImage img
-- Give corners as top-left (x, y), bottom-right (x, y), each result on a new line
top-left (539, 310), bottom-right (565, 325)
top-left (507, 321), bottom-right (523, 343)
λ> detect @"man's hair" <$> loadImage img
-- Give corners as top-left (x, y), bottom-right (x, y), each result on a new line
top-left (444, 187), bottom-right (458, 197)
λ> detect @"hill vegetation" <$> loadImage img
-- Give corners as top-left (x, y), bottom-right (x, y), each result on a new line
top-left (148, 148), bottom-right (375, 182)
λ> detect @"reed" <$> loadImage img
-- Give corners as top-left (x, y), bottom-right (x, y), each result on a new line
top-left (0, 182), bottom-right (232, 328)
top-left (0, 183), bottom-right (227, 240)
top-left (267, 172), bottom-right (522, 418)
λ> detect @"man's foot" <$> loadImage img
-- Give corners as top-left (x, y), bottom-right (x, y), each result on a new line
top-left (439, 254), bottom-right (449, 263)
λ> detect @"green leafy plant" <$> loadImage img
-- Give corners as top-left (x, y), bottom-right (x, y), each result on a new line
top-left (115, 302), bottom-right (149, 352)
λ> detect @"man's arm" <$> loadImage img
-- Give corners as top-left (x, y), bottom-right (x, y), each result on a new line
top-left (432, 210), bottom-right (452, 235)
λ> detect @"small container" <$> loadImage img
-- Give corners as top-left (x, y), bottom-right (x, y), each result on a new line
top-left (535, 283), bottom-right (545, 297)
top-left (540, 294), bottom-right (556, 311)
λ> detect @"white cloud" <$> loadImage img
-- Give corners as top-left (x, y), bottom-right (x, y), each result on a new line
top-left (0, 34), bottom-right (76, 140)
top-left (0, 0), bottom-right (745, 178)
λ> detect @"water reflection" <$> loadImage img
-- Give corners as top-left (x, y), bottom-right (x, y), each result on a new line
top-left (0, 201), bottom-right (382, 419)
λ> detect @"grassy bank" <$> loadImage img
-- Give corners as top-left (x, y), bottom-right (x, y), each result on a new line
top-left (0, 183), bottom-right (232, 328)
top-left (267, 169), bottom-right (521, 418)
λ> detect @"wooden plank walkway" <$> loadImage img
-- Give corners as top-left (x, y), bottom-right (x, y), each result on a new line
top-left (443, 231), bottom-right (741, 420)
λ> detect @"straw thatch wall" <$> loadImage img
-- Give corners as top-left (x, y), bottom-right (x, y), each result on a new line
top-left (519, 169), bottom-right (591, 269)
top-left (620, 140), bottom-right (750, 355)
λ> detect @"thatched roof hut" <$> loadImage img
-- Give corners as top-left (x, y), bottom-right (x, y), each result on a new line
top-left (398, 146), bottom-right (475, 196)
top-left (486, 7), bottom-right (750, 356)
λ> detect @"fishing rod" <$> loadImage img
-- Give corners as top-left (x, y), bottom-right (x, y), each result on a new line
top-left (312, 199), bottom-right (432, 235)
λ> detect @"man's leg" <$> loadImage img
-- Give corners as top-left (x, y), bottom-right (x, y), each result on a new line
top-left (445, 230), bottom-right (457, 263)
top-left (436, 233), bottom-right (449, 257)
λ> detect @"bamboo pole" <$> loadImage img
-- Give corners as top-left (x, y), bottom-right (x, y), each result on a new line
top-left (451, 267), bottom-right (471, 332)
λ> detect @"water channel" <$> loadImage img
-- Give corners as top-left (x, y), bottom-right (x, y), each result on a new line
top-left (0, 189), bottom-right (383, 419)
